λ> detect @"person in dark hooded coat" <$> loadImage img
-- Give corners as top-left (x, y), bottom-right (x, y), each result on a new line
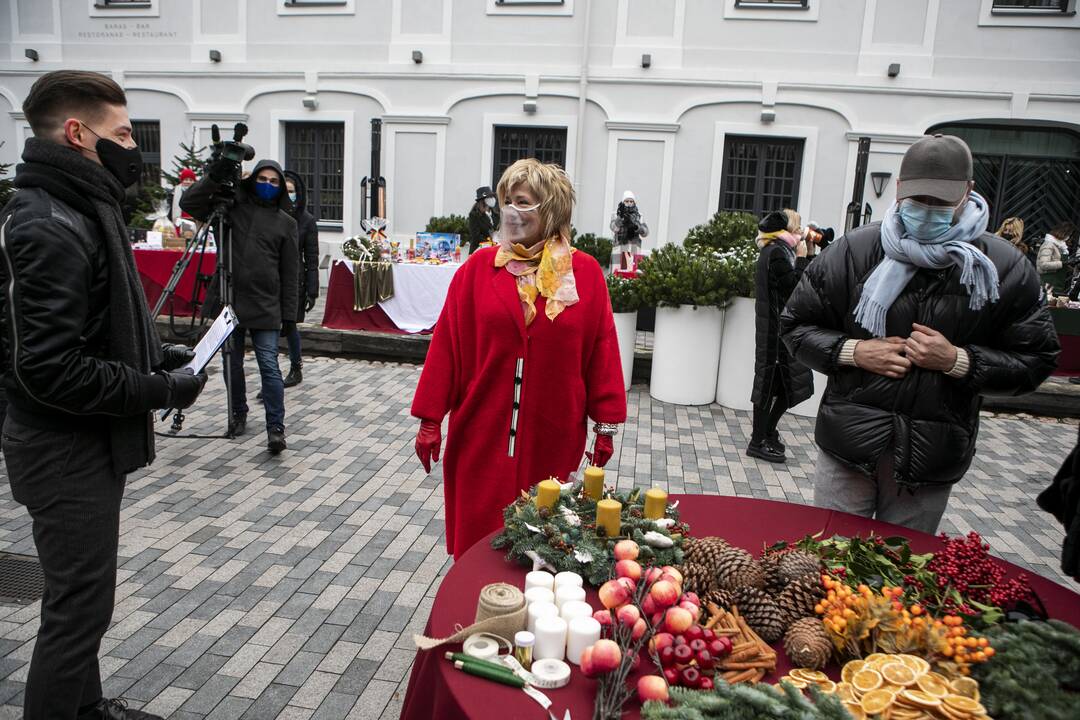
top-left (282, 170), bottom-right (319, 387)
top-left (182, 159), bottom-right (299, 453)
top-left (747, 209), bottom-right (813, 464)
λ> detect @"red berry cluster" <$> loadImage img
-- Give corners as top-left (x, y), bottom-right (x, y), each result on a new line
top-left (928, 532), bottom-right (1033, 610)
top-left (653, 625), bottom-right (732, 691)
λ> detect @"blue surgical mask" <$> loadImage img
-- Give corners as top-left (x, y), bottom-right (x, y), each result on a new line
top-left (288, 192), bottom-right (298, 203)
top-left (255, 180), bottom-right (281, 202)
top-left (898, 198), bottom-right (956, 239)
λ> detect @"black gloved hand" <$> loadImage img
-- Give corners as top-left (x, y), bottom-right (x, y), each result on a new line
top-left (158, 368), bottom-right (207, 409)
top-left (281, 320), bottom-right (297, 338)
top-left (160, 343), bottom-right (196, 372)
top-left (305, 295), bottom-right (317, 313)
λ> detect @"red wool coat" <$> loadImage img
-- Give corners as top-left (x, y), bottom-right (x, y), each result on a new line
top-left (411, 247), bottom-right (628, 558)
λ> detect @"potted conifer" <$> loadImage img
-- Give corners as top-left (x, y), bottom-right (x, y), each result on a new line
top-left (607, 274), bottom-right (640, 391)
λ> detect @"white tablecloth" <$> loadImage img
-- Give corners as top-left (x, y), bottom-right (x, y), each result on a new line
top-left (337, 260), bottom-right (461, 333)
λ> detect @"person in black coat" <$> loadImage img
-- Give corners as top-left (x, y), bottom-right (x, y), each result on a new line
top-left (282, 170), bottom-right (319, 387)
top-left (1038, 424), bottom-right (1080, 582)
top-left (781, 134), bottom-right (1059, 533)
top-left (182, 159), bottom-right (299, 453)
top-left (747, 209), bottom-right (813, 464)
top-left (467, 185), bottom-right (498, 254)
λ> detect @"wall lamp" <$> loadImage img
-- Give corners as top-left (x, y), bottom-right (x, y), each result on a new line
top-left (412, 50), bottom-right (423, 64)
top-left (641, 54), bottom-right (651, 69)
top-left (209, 49), bottom-right (222, 62)
top-left (888, 62), bottom-right (900, 78)
top-left (870, 171), bottom-right (892, 198)
top-left (25, 48), bottom-right (39, 62)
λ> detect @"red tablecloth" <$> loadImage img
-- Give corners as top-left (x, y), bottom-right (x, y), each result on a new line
top-left (321, 262), bottom-right (430, 334)
top-left (399, 495), bottom-right (1080, 720)
top-left (133, 248), bottom-right (216, 318)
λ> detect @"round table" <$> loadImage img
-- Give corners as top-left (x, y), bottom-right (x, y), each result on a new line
top-left (399, 496), bottom-right (1080, 720)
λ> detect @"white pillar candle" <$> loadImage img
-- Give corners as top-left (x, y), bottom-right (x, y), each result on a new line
top-left (554, 585), bottom-right (586, 610)
top-left (566, 616), bottom-right (602, 666)
top-left (524, 587), bottom-right (556, 607)
top-left (527, 601), bottom-right (559, 635)
top-left (553, 571), bottom-right (583, 591)
top-left (525, 571), bottom-right (555, 593)
top-left (559, 600), bottom-right (593, 624)
top-left (533, 615), bottom-right (568, 661)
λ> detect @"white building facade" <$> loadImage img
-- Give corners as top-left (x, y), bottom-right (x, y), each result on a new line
top-left (1, 0), bottom-right (1078, 260)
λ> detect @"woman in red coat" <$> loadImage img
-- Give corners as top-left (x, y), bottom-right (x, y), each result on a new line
top-left (412, 159), bottom-right (628, 558)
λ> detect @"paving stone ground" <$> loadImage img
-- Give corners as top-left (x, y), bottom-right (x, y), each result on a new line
top-left (0, 355), bottom-right (1076, 718)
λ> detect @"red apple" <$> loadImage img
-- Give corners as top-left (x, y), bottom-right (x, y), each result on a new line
top-left (680, 665), bottom-right (701, 688)
top-left (641, 594), bottom-right (658, 616)
top-left (613, 539), bottom-right (640, 561)
top-left (702, 628), bottom-right (715, 642)
top-left (614, 559), bottom-right (642, 582)
top-left (699, 676), bottom-right (714, 691)
top-left (661, 566), bottom-right (684, 585)
top-left (663, 667), bottom-right (679, 686)
top-left (673, 634), bottom-right (687, 646)
top-left (617, 604), bottom-right (641, 627)
top-left (679, 601), bottom-right (701, 621)
top-left (590, 639), bottom-right (622, 674)
top-left (651, 611), bottom-right (665, 627)
top-left (695, 649), bottom-right (714, 671)
top-left (599, 579), bottom-right (631, 609)
top-left (688, 638), bottom-right (707, 654)
top-left (593, 609), bottom-right (613, 627)
top-left (716, 636), bottom-right (733, 655)
top-left (637, 675), bottom-right (670, 703)
top-left (673, 643), bottom-right (693, 666)
top-left (684, 625), bottom-right (705, 642)
top-left (631, 617), bottom-right (647, 640)
top-left (644, 567), bottom-right (664, 585)
top-left (682, 591), bottom-right (701, 607)
top-left (580, 646), bottom-right (596, 678)
top-left (616, 576), bottom-right (637, 595)
top-left (659, 646), bottom-right (676, 667)
top-left (650, 580), bottom-right (679, 608)
top-left (650, 632), bottom-right (674, 654)
top-left (663, 607), bottom-right (694, 635)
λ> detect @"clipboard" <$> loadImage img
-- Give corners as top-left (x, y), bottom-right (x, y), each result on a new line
top-left (159, 305), bottom-right (238, 421)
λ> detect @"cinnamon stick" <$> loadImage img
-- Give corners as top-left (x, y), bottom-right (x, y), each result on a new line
top-left (724, 668), bottom-right (758, 684)
top-left (731, 641), bottom-right (757, 654)
top-left (719, 660), bottom-right (775, 670)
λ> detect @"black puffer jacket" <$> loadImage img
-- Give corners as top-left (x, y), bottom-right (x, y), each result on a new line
top-left (181, 160), bottom-right (298, 330)
top-left (752, 241), bottom-right (813, 407)
top-left (283, 170), bottom-right (319, 323)
top-left (781, 222), bottom-right (1059, 490)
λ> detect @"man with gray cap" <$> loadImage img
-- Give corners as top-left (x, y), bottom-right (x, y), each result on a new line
top-left (781, 134), bottom-right (1059, 532)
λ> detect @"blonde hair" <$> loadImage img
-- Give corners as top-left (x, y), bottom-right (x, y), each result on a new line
top-left (995, 217), bottom-right (1025, 244)
top-left (496, 158), bottom-right (576, 242)
top-left (782, 208), bottom-right (802, 233)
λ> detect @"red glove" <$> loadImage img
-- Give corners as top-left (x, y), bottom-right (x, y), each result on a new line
top-left (415, 419), bottom-right (442, 473)
top-left (586, 433), bottom-right (615, 468)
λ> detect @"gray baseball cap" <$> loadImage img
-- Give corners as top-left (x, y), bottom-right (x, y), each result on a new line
top-left (896, 134), bottom-right (973, 204)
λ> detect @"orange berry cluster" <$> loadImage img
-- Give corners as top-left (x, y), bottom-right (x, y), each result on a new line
top-left (934, 614), bottom-right (994, 675)
top-left (815, 575), bottom-right (866, 633)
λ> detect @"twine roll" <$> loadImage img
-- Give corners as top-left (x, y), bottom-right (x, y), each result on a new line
top-left (414, 583), bottom-right (527, 651)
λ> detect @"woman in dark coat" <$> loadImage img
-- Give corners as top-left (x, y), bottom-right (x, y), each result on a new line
top-left (282, 170), bottom-right (320, 387)
top-left (747, 209), bottom-right (813, 464)
top-left (466, 185), bottom-right (499, 254)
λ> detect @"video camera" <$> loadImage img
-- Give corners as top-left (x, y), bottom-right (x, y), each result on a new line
top-left (206, 123), bottom-right (255, 187)
top-left (617, 201), bottom-right (641, 238)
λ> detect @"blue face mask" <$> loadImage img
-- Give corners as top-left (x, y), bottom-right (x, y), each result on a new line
top-left (898, 198), bottom-right (956, 240)
top-left (288, 192), bottom-right (298, 203)
top-left (255, 180), bottom-right (281, 202)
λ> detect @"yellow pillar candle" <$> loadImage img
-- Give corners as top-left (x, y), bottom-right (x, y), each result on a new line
top-left (535, 479), bottom-right (561, 510)
top-left (583, 466), bottom-right (604, 501)
top-left (596, 499), bottom-right (622, 538)
top-left (644, 488), bottom-right (668, 520)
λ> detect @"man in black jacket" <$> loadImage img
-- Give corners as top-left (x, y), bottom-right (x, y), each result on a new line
top-left (782, 134), bottom-right (1059, 533)
top-left (282, 170), bottom-right (319, 387)
top-left (0, 71), bottom-right (206, 720)
top-left (182, 159), bottom-right (298, 453)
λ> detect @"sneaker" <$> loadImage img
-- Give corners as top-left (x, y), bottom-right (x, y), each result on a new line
top-left (268, 427), bottom-right (287, 454)
top-left (228, 414), bottom-right (247, 437)
top-left (746, 440), bottom-right (786, 464)
top-left (283, 364), bottom-right (303, 388)
top-left (77, 697), bottom-right (163, 720)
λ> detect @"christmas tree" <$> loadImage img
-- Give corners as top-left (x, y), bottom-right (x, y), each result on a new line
top-left (162, 130), bottom-right (208, 188)
top-left (127, 182), bottom-right (166, 230)
top-left (0, 160), bottom-right (14, 209)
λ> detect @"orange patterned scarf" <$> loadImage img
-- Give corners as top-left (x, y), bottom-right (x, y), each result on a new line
top-left (494, 235), bottom-right (578, 326)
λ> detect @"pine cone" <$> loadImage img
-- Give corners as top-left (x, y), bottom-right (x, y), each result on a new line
top-left (776, 574), bottom-right (827, 626)
top-left (700, 588), bottom-right (734, 611)
top-left (783, 617), bottom-right (832, 670)
top-left (684, 536), bottom-right (730, 565)
top-left (759, 546), bottom-right (797, 594)
top-left (776, 551), bottom-right (822, 586)
top-left (679, 562), bottom-right (715, 597)
top-left (714, 547), bottom-right (766, 593)
top-left (733, 587), bottom-right (785, 644)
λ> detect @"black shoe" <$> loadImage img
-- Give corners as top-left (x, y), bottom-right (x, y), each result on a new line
top-left (228, 414), bottom-right (247, 437)
top-left (768, 433), bottom-right (786, 453)
top-left (78, 697), bottom-right (163, 720)
top-left (256, 391), bottom-right (263, 401)
top-left (283, 364), bottom-right (303, 388)
top-left (746, 440), bottom-right (786, 464)
top-left (1070, 376), bottom-right (1080, 385)
top-left (268, 427), bottom-right (287, 454)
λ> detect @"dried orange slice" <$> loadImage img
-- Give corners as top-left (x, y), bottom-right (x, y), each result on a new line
top-left (881, 662), bottom-right (917, 687)
top-left (835, 682), bottom-right (856, 703)
top-left (792, 668), bottom-right (829, 684)
top-left (950, 676), bottom-right (980, 700)
top-left (783, 676), bottom-right (808, 689)
top-left (944, 695), bottom-right (984, 714)
top-left (865, 653), bottom-right (887, 664)
top-left (916, 674), bottom-right (949, 698)
top-left (816, 679), bottom-right (837, 694)
top-left (844, 702), bottom-right (868, 719)
top-left (842, 659), bottom-right (866, 684)
top-left (852, 668), bottom-right (884, 694)
top-left (900, 689), bottom-right (942, 709)
top-left (860, 688), bottom-right (895, 716)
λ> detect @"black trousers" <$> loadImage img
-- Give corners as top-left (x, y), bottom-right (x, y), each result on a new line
top-left (3, 415), bottom-right (123, 720)
top-left (751, 381), bottom-right (790, 446)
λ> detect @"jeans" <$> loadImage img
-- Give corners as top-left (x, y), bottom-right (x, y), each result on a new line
top-left (3, 416), bottom-right (123, 720)
top-left (286, 325), bottom-right (302, 367)
top-left (813, 447), bottom-right (953, 534)
top-left (227, 327), bottom-right (285, 430)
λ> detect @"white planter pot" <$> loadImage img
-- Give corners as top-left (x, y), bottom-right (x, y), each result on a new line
top-left (790, 370), bottom-right (828, 418)
top-left (650, 305), bottom-right (724, 405)
top-left (612, 311), bottom-right (638, 392)
top-left (715, 296), bottom-right (755, 410)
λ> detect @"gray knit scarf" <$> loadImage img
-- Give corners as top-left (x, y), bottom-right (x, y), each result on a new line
top-left (854, 191), bottom-right (998, 338)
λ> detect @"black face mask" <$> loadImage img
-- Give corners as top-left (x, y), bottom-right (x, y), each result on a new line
top-left (79, 122), bottom-right (143, 187)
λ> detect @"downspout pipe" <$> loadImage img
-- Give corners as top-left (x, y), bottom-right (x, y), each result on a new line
top-left (573, 0), bottom-right (592, 226)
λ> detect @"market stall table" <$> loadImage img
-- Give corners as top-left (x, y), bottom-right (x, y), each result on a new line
top-left (321, 259), bottom-right (461, 334)
top-left (399, 495), bottom-right (1080, 720)
top-left (1049, 306), bottom-right (1080, 374)
top-left (133, 247), bottom-right (216, 318)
